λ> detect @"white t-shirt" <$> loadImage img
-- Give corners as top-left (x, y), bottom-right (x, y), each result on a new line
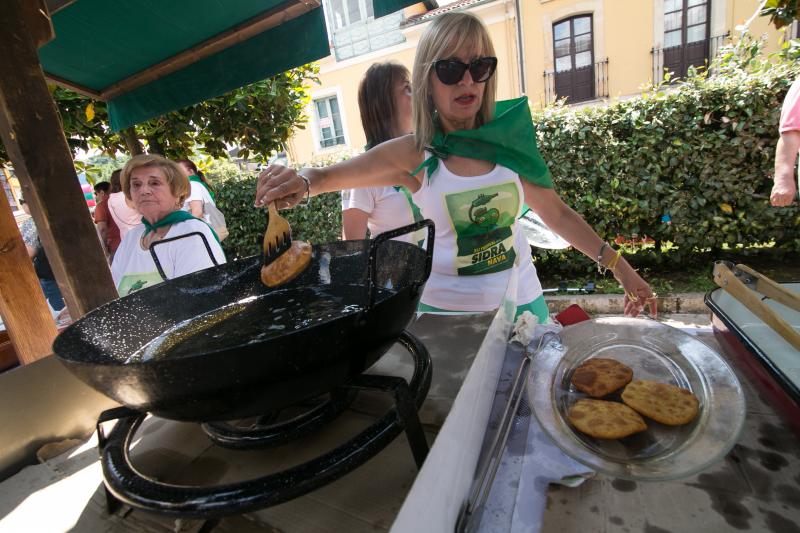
top-left (111, 218), bottom-right (226, 296)
top-left (411, 155), bottom-right (542, 311)
top-left (344, 186), bottom-right (416, 243)
top-left (107, 192), bottom-right (142, 239)
top-left (183, 181), bottom-right (216, 213)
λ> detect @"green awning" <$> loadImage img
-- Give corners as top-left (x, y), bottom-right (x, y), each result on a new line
top-left (38, 0), bottom-right (330, 131)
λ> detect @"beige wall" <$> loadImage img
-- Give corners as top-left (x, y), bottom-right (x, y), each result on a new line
top-left (522, 0), bottom-right (788, 108)
top-left (287, 0), bottom-right (789, 163)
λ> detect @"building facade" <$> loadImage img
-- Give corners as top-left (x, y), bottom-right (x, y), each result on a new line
top-left (286, 0), bottom-right (789, 164)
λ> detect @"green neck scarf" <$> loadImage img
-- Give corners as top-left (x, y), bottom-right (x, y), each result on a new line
top-left (188, 174), bottom-right (216, 201)
top-left (141, 210), bottom-right (220, 243)
top-left (411, 96), bottom-right (553, 189)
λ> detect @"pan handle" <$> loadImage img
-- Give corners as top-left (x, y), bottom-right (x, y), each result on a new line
top-left (366, 219), bottom-right (435, 310)
top-left (149, 231), bottom-right (219, 281)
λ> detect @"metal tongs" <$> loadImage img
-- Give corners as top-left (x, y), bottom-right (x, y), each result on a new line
top-left (455, 330), bottom-right (560, 533)
top-left (712, 261), bottom-right (800, 351)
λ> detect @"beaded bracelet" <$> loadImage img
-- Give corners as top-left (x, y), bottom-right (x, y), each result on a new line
top-left (596, 242), bottom-right (609, 273)
top-left (598, 248), bottom-right (623, 275)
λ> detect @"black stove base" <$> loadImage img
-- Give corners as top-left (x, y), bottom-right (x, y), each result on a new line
top-left (95, 330), bottom-right (431, 521)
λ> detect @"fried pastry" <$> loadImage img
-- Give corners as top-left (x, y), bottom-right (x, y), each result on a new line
top-left (621, 380), bottom-right (700, 426)
top-left (567, 398), bottom-right (648, 439)
top-left (260, 241), bottom-right (312, 287)
top-left (570, 357), bottom-right (633, 398)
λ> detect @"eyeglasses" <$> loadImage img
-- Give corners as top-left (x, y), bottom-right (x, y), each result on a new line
top-left (433, 56), bottom-right (497, 85)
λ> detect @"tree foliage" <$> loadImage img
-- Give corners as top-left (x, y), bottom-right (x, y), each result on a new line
top-left (0, 64), bottom-right (319, 164)
top-left (760, 0), bottom-right (800, 30)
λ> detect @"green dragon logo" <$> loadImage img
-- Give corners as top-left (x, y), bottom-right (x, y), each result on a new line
top-left (468, 193), bottom-right (500, 230)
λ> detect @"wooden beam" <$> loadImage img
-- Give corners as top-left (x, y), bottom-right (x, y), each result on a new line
top-left (44, 0), bottom-right (78, 15)
top-left (42, 72), bottom-right (103, 100)
top-left (0, 179), bottom-right (59, 365)
top-left (101, 0), bottom-right (321, 100)
top-left (0, 0), bottom-right (117, 320)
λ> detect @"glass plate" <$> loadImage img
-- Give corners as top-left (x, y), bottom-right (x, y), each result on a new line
top-left (527, 317), bottom-right (746, 481)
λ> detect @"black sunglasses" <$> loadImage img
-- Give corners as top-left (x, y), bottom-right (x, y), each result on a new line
top-left (433, 56), bottom-right (497, 85)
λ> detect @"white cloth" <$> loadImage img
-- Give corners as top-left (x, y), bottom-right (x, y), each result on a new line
top-left (182, 181), bottom-right (216, 211)
top-left (111, 219), bottom-right (226, 296)
top-left (344, 186), bottom-right (415, 243)
top-left (411, 155), bottom-right (542, 311)
top-left (107, 192), bottom-right (141, 239)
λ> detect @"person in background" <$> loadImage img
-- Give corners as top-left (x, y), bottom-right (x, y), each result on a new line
top-left (256, 12), bottom-right (656, 320)
top-left (771, 75), bottom-right (800, 207)
top-left (112, 154), bottom-right (225, 296)
top-left (93, 180), bottom-right (121, 261)
top-left (107, 169), bottom-right (143, 239)
top-left (176, 159), bottom-right (216, 218)
top-left (18, 198), bottom-right (66, 315)
top-left (342, 62), bottom-right (420, 243)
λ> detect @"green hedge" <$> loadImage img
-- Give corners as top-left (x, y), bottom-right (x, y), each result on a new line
top-left (214, 172), bottom-right (342, 259)
top-left (532, 43), bottom-right (800, 276)
top-left (210, 40), bottom-right (800, 273)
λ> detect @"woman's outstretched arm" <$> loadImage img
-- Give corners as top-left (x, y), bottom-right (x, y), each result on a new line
top-left (523, 182), bottom-right (657, 317)
top-left (255, 135), bottom-right (422, 209)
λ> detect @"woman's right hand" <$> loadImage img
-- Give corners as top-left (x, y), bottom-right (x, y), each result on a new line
top-left (255, 164), bottom-right (307, 209)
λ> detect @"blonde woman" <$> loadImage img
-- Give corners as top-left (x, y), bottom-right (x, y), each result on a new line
top-left (255, 12), bottom-right (655, 319)
top-left (112, 154), bottom-right (225, 296)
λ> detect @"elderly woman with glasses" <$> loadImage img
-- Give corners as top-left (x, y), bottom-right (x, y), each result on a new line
top-left (256, 12), bottom-right (655, 319)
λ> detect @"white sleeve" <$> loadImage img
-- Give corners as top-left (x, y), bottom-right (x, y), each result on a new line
top-left (341, 190), bottom-right (352, 210)
top-left (347, 187), bottom-right (377, 214)
top-left (186, 181), bottom-right (205, 203)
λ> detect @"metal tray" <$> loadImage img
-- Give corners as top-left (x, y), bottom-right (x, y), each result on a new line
top-left (527, 317), bottom-right (745, 481)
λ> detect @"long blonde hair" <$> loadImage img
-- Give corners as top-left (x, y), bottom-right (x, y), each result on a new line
top-left (412, 12), bottom-right (497, 151)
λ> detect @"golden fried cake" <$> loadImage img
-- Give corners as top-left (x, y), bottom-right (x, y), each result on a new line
top-left (567, 398), bottom-right (648, 439)
top-left (570, 357), bottom-right (634, 398)
top-left (621, 380), bottom-right (700, 426)
top-left (260, 241), bottom-right (312, 287)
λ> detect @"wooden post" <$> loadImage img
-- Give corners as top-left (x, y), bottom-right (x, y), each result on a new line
top-left (0, 187), bottom-right (58, 364)
top-left (0, 0), bottom-right (117, 319)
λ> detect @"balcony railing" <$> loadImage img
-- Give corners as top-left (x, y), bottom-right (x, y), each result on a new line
top-left (651, 32), bottom-right (729, 83)
top-left (543, 58), bottom-right (609, 106)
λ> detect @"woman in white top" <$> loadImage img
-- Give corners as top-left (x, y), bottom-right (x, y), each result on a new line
top-left (176, 159), bottom-right (217, 217)
top-left (112, 154), bottom-right (225, 296)
top-left (255, 13), bottom-right (655, 320)
top-left (342, 62), bottom-right (420, 244)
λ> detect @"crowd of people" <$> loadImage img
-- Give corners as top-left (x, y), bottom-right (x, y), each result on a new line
top-left (19, 155), bottom-right (227, 310)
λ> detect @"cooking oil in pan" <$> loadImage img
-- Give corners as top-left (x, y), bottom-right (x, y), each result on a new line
top-left (129, 285), bottom-right (390, 362)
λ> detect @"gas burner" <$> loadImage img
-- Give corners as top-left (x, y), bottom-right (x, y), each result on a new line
top-left (95, 331), bottom-right (431, 522)
top-left (200, 387), bottom-right (358, 449)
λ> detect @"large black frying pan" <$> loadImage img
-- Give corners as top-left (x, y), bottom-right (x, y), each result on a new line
top-left (53, 220), bottom-right (434, 422)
